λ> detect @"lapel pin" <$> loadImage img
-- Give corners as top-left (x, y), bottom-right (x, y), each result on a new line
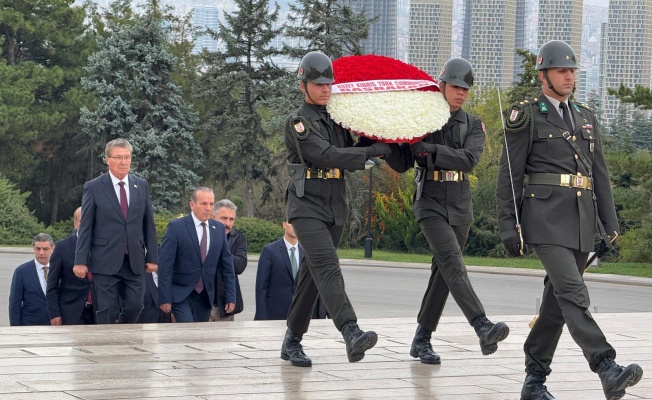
top-left (133, 184), bottom-right (138, 188)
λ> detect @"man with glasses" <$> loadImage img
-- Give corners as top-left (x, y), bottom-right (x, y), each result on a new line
top-left (74, 138), bottom-right (158, 324)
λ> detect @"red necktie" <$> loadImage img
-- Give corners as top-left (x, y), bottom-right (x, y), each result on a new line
top-left (195, 222), bottom-right (207, 293)
top-left (118, 181), bottom-right (128, 219)
top-left (86, 271), bottom-right (93, 305)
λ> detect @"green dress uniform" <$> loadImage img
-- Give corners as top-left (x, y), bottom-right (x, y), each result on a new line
top-left (387, 108), bottom-right (488, 332)
top-left (284, 101), bottom-right (372, 334)
top-left (496, 93), bottom-right (619, 376)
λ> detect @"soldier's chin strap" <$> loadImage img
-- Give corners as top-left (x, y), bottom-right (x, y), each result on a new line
top-left (542, 69), bottom-right (575, 98)
top-left (497, 87), bottom-right (525, 256)
top-left (303, 80), bottom-right (318, 104)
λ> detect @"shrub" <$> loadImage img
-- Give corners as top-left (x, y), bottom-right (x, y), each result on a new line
top-left (154, 211), bottom-right (180, 244)
top-left (0, 177), bottom-right (45, 245)
top-left (235, 217), bottom-right (283, 253)
top-left (46, 218), bottom-right (74, 242)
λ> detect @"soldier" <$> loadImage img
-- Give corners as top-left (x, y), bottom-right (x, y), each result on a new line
top-left (496, 40), bottom-right (643, 400)
top-left (281, 51), bottom-right (391, 367)
top-left (386, 58), bottom-right (510, 365)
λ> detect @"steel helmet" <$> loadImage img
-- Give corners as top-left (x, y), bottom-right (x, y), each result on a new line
top-left (536, 40), bottom-right (577, 70)
top-left (438, 58), bottom-right (474, 88)
top-left (297, 51), bottom-right (334, 84)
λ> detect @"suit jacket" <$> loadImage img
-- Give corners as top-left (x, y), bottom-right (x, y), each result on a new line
top-left (74, 172), bottom-right (158, 275)
top-left (9, 260), bottom-right (50, 326)
top-left (497, 93), bottom-right (618, 252)
top-left (254, 238), bottom-right (303, 320)
top-left (214, 229), bottom-right (247, 317)
top-left (47, 233), bottom-right (94, 324)
top-left (158, 215), bottom-right (236, 308)
top-left (137, 273), bottom-right (165, 323)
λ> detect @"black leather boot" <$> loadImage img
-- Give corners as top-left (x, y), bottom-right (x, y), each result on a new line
top-left (410, 324), bottom-right (441, 364)
top-left (472, 315), bottom-right (509, 355)
top-left (341, 321), bottom-right (377, 362)
top-left (596, 357), bottom-right (643, 400)
top-left (520, 374), bottom-right (556, 400)
top-left (280, 329), bottom-right (312, 367)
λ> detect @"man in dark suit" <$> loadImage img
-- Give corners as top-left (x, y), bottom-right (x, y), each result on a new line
top-left (9, 233), bottom-right (55, 326)
top-left (158, 187), bottom-right (236, 322)
top-left (74, 138), bottom-right (158, 324)
top-left (255, 221), bottom-right (302, 320)
top-left (210, 199), bottom-right (247, 321)
top-left (138, 272), bottom-right (168, 323)
top-left (47, 207), bottom-right (95, 325)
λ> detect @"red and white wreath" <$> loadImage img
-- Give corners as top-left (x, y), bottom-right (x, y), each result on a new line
top-left (327, 54), bottom-right (450, 143)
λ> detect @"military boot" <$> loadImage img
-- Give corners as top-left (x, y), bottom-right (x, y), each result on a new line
top-left (520, 374), bottom-right (556, 400)
top-left (341, 321), bottom-right (378, 362)
top-left (472, 315), bottom-right (510, 355)
top-left (280, 329), bottom-right (312, 367)
top-left (596, 357), bottom-right (643, 400)
top-left (410, 324), bottom-right (441, 364)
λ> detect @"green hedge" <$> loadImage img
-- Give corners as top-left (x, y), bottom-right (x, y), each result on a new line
top-left (235, 217), bottom-right (283, 253)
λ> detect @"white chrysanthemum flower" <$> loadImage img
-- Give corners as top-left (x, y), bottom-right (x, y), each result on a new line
top-left (327, 91), bottom-right (450, 143)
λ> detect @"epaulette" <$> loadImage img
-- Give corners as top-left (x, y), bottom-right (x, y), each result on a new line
top-left (286, 113), bottom-right (312, 141)
top-left (505, 97), bottom-right (535, 132)
top-left (575, 102), bottom-right (593, 112)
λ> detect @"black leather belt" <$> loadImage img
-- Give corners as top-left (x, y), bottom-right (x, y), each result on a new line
top-left (528, 173), bottom-right (593, 190)
top-left (306, 168), bottom-right (343, 179)
top-left (425, 170), bottom-right (468, 182)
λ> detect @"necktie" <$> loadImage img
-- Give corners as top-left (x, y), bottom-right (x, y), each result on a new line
top-left (195, 222), bottom-right (207, 293)
top-left (86, 271), bottom-right (93, 305)
top-left (559, 102), bottom-right (574, 133)
top-left (118, 181), bottom-right (128, 219)
top-left (290, 246), bottom-right (298, 279)
top-left (43, 266), bottom-right (49, 282)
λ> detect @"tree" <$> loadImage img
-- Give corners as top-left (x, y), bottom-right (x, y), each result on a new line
top-left (608, 83), bottom-right (652, 110)
top-left (282, 0), bottom-right (376, 59)
top-left (0, 0), bottom-right (93, 224)
top-left (80, 0), bottom-right (200, 212)
top-left (194, 0), bottom-right (286, 217)
top-left (507, 49), bottom-right (540, 104)
top-left (0, 177), bottom-right (44, 245)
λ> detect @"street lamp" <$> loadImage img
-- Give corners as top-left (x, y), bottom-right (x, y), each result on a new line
top-left (364, 159), bottom-right (375, 258)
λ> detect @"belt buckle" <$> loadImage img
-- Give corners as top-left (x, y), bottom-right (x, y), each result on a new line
top-left (317, 169), bottom-right (323, 179)
top-left (560, 174), bottom-right (572, 188)
top-left (324, 168), bottom-right (339, 179)
top-left (574, 175), bottom-right (586, 189)
top-left (444, 171), bottom-right (459, 181)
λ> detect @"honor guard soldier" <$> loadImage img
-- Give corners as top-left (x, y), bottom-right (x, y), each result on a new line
top-left (496, 40), bottom-right (643, 400)
top-left (386, 58), bottom-right (510, 365)
top-left (281, 51), bottom-right (391, 367)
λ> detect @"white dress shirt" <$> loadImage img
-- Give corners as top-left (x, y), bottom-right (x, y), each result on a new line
top-left (35, 259), bottom-right (48, 294)
top-left (109, 171), bottom-right (130, 206)
top-left (544, 95), bottom-right (574, 130)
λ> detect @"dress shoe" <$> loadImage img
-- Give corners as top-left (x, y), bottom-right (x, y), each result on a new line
top-left (520, 374), bottom-right (556, 400)
top-left (472, 315), bottom-right (509, 355)
top-left (341, 321), bottom-right (377, 362)
top-left (596, 357), bottom-right (643, 400)
top-left (410, 324), bottom-right (441, 364)
top-left (280, 329), bottom-right (312, 367)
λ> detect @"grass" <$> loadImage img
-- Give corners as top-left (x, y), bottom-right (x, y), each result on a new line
top-left (337, 248), bottom-right (652, 279)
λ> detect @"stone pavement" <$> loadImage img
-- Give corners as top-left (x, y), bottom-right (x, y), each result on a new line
top-left (0, 313), bottom-right (649, 399)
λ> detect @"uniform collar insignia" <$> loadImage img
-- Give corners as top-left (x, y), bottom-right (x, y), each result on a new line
top-left (572, 103), bottom-right (581, 113)
top-left (539, 102), bottom-right (548, 113)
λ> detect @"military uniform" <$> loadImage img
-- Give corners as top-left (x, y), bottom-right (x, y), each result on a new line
top-left (496, 93), bottom-right (619, 376)
top-left (284, 102), bottom-right (370, 334)
top-left (390, 108), bottom-right (488, 332)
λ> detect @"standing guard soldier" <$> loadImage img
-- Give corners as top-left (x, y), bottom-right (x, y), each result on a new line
top-left (496, 40), bottom-right (643, 400)
top-left (281, 51), bottom-right (391, 367)
top-left (386, 58), bottom-right (510, 365)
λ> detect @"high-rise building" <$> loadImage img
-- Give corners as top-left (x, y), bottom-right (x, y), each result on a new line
top-left (344, 0), bottom-right (398, 58)
top-left (537, 0), bottom-right (583, 64)
top-left (513, 0), bottom-right (528, 81)
top-left (408, 0), bottom-right (453, 78)
top-left (192, 5), bottom-right (220, 53)
top-left (599, 0), bottom-right (652, 124)
top-left (462, 0), bottom-right (516, 88)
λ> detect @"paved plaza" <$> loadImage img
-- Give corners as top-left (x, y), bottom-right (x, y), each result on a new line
top-left (0, 313), bottom-right (649, 399)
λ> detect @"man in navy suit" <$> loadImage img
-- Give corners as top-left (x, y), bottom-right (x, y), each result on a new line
top-left (137, 272), bottom-right (168, 323)
top-left (74, 138), bottom-right (158, 324)
top-left (9, 233), bottom-right (55, 326)
top-left (47, 207), bottom-right (95, 325)
top-left (255, 221), bottom-right (303, 321)
top-left (158, 187), bottom-right (236, 322)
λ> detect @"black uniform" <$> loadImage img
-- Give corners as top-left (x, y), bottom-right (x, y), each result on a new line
top-left (284, 102), bottom-right (371, 334)
top-left (388, 108), bottom-right (487, 331)
top-left (496, 93), bottom-right (618, 376)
